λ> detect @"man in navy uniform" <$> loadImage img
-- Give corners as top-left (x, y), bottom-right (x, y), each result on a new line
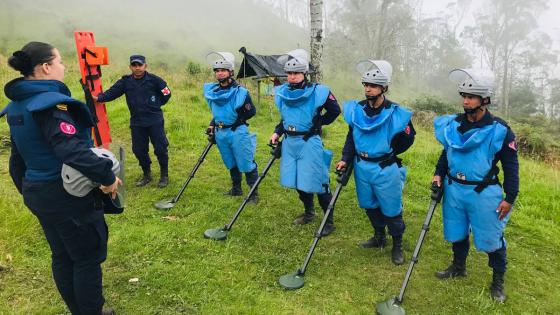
top-left (94, 55), bottom-right (172, 187)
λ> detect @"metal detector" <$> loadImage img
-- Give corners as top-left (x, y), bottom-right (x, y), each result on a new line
top-left (204, 141), bottom-right (282, 240)
top-left (375, 183), bottom-right (444, 315)
top-left (278, 162), bottom-right (354, 290)
top-left (154, 133), bottom-right (215, 210)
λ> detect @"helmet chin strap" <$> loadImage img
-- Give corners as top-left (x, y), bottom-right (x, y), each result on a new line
top-left (289, 78), bottom-right (307, 90)
top-left (463, 104), bottom-right (484, 115)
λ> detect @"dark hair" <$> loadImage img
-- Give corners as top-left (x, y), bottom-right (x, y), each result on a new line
top-left (8, 41), bottom-right (55, 77)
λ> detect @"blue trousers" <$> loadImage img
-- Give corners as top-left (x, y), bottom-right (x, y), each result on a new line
top-left (37, 209), bottom-right (108, 315)
top-left (130, 122), bottom-right (169, 175)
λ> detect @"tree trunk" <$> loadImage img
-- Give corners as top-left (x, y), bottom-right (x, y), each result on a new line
top-left (309, 0), bottom-right (324, 83)
top-left (374, 0), bottom-right (391, 58)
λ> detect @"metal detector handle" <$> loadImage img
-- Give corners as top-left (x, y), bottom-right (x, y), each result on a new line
top-left (205, 128), bottom-right (216, 144)
top-left (268, 140), bottom-right (282, 159)
top-left (431, 182), bottom-right (443, 202)
top-left (335, 161), bottom-right (354, 185)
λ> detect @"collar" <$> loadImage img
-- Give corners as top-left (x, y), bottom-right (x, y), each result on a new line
top-left (457, 110), bottom-right (494, 134)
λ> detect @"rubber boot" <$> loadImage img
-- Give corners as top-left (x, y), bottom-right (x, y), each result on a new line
top-left (224, 183), bottom-right (243, 196)
top-left (136, 169), bottom-right (152, 187)
top-left (391, 235), bottom-right (405, 265)
top-left (293, 205), bottom-right (316, 225)
top-left (360, 228), bottom-right (387, 248)
top-left (435, 259), bottom-right (467, 279)
top-left (245, 168), bottom-right (259, 204)
top-left (319, 192), bottom-right (335, 236)
top-left (320, 211), bottom-right (335, 236)
top-left (102, 308), bottom-right (116, 315)
top-left (158, 169), bottom-right (169, 188)
top-left (490, 270), bottom-right (507, 303)
top-left (247, 188), bottom-right (259, 204)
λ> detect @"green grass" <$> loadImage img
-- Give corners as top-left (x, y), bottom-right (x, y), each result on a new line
top-left (0, 63), bottom-right (559, 315)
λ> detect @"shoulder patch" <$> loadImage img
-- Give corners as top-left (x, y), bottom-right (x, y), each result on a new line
top-left (56, 104), bottom-right (68, 111)
top-left (59, 121), bottom-right (76, 135)
top-left (161, 86), bottom-right (171, 96)
top-left (328, 93), bottom-right (337, 101)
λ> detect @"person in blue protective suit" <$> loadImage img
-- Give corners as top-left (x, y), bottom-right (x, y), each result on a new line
top-left (335, 60), bottom-right (415, 265)
top-left (93, 54), bottom-right (172, 188)
top-left (2, 42), bottom-right (120, 315)
top-left (204, 51), bottom-right (259, 203)
top-left (269, 49), bottom-right (341, 236)
top-left (432, 68), bottom-right (519, 303)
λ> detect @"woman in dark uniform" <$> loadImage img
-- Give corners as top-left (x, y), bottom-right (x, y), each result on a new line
top-left (2, 41), bottom-right (120, 315)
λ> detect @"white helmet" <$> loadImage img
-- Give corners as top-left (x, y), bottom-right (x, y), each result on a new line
top-left (449, 68), bottom-right (495, 99)
top-left (61, 148), bottom-right (120, 197)
top-left (356, 60), bottom-right (392, 87)
top-left (278, 49), bottom-right (309, 73)
top-left (206, 51), bottom-right (235, 71)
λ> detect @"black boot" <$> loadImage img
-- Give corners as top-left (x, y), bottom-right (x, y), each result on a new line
top-left (320, 213), bottom-right (335, 236)
top-left (435, 259), bottom-right (467, 279)
top-left (391, 235), bottom-right (405, 265)
top-left (158, 170), bottom-right (169, 188)
top-left (136, 171), bottom-right (152, 187)
top-left (102, 308), bottom-right (116, 315)
top-left (360, 228), bottom-right (387, 248)
top-left (318, 192), bottom-right (334, 236)
top-left (224, 183), bottom-right (243, 196)
top-left (247, 189), bottom-right (259, 204)
top-left (293, 206), bottom-right (316, 225)
top-left (490, 270), bottom-right (506, 303)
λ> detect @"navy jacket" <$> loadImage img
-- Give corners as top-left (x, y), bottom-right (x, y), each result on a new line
top-left (2, 78), bottom-right (115, 217)
top-left (97, 72), bottom-right (171, 127)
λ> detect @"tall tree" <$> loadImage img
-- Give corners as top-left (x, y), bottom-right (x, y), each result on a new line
top-left (309, 0), bottom-right (324, 82)
top-left (464, 0), bottom-right (548, 117)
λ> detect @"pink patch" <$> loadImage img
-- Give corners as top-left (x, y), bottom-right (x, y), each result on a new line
top-left (404, 125), bottom-right (411, 135)
top-left (59, 122), bottom-right (76, 135)
top-left (161, 86), bottom-right (171, 96)
top-left (508, 140), bottom-right (517, 151)
top-left (328, 93), bottom-right (336, 101)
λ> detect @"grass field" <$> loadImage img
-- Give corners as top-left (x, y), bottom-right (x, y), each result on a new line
top-left (0, 62), bottom-right (559, 315)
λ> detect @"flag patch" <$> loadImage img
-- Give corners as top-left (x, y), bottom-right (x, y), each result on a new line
top-left (59, 122), bottom-right (76, 135)
top-left (404, 125), bottom-right (411, 135)
top-left (161, 86), bottom-right (171, 96)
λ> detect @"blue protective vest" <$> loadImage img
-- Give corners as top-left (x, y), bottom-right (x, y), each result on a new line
top-left (2, 79), bottom-right (93, 181)
top-left (434, 115), bottom-right (507, 181)
top-left (343, 100), bottom-right (413, 158)
top-left (275, 83), bottom-right (330, 132)
top-left (203, 83), bottom-right (248, 126)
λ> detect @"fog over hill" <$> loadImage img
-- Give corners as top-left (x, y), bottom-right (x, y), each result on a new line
top-left (0, 0), bottom-right (307, 65)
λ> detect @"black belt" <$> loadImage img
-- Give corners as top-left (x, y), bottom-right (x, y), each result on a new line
top-left (285, 128), bottom-right (321, 141)
top-left (446, 171), bottom-right (500, 193)
top-left (356, 152), bottom-right (402, 169)
top-left (216, 120), bottom-right (246, 131)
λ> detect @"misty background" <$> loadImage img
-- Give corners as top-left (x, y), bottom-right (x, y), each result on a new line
top-left (1, 0), bottom-right (559, 124)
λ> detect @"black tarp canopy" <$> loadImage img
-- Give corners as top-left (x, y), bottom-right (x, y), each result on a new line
top-left (237, 47), bottom-right (286, 79)
top-left (236, 47), bottom-right (314, 79)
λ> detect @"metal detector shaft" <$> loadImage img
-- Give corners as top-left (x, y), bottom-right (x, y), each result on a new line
top-left (297, 162), bottom-right (354, 276)
top-left (396, 184), bottom-right (443, 303)
top-left (171, 140), bottom-right (214, 203)
top-left (223, 142), bottom-right (282, 231)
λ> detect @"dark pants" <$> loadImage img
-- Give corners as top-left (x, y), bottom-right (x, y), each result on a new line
top-left (37, 210), bottom-right (108, 315)
top-left (229, 165), bottom-right (259, 188)
top-left (297, 189), bottom-right (334, 222)
top-left (365, 207), bottom-right (406, 237)
top-left (131, 122), bottom-right (169, 175)
top-left (452, 237), bottom-right (507, 273)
